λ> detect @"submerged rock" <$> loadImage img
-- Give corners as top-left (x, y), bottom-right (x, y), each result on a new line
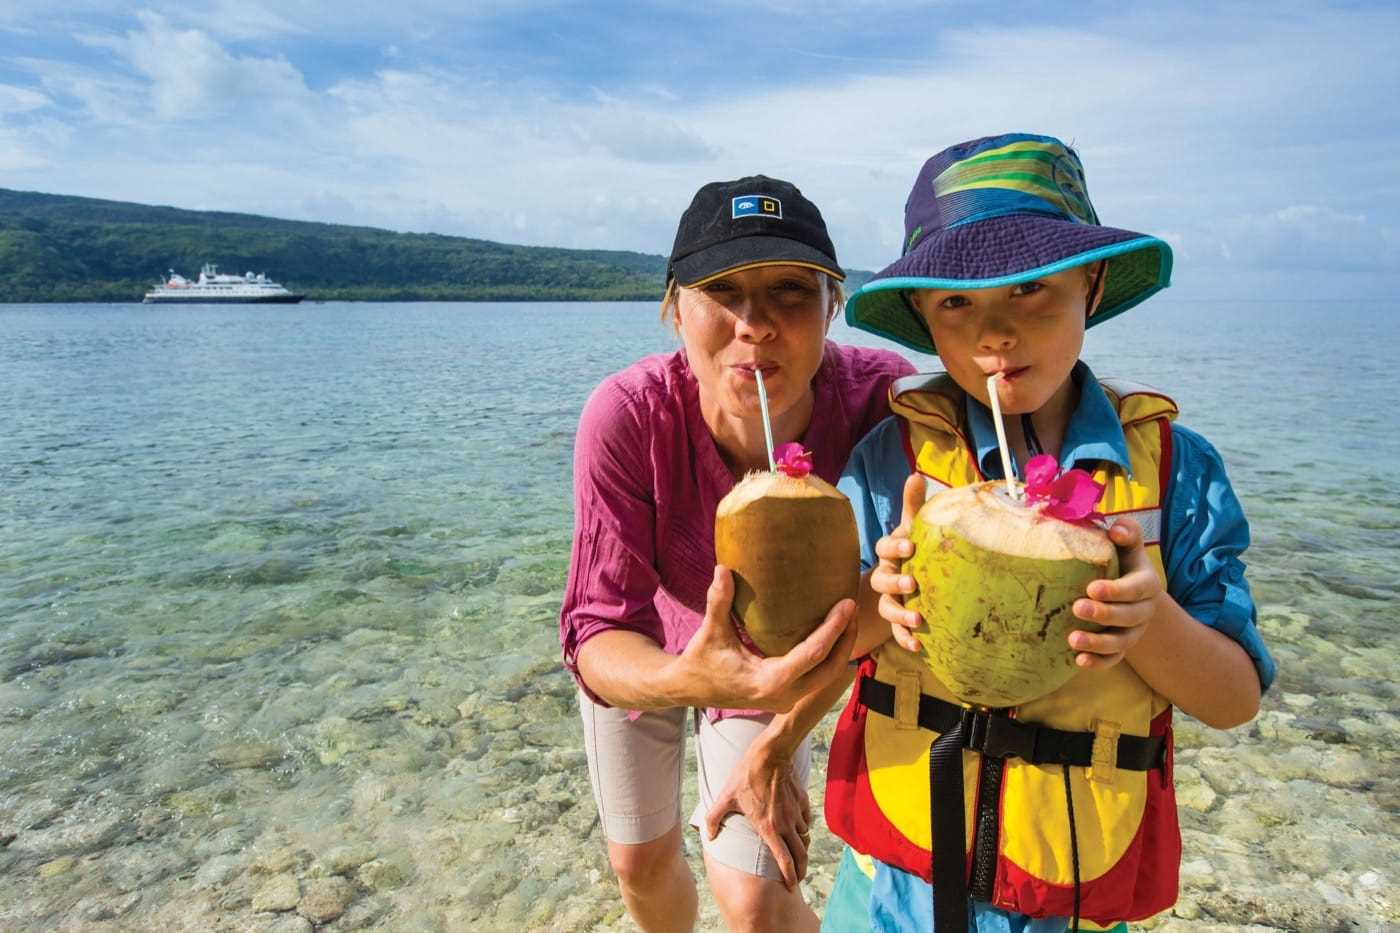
top-left (1177, 857), bottom-right (1216, 890)
top-left (323, 843), bottom-right (377, 876)
top-left (356, 858), bottom-right (407, 892)
top-left (103, 845), bottom-right (191, 893)
top-left (166, 786), bottom-right (235, 820)
top-left (192, 854), bottom-right (243, 890)
top-left (250, 846), bottom-right (305, 876)
top-left (252, 874), bottom-right (301, 912)
top-left (1173, 766), bottom-right (1218, 812)
top-left (210, 740), bottom-right (286, 770)
top-left (39, 855), bottom-right (76, 878)
top-left (309, 715), bottom-right (383, 765)
top-left (14, 810), bottom-right (128, 859)
top-left (72, 890), bottom-right (143, 923)
top-left (191, 826), bottom-right (249, 858)
top-left (298, 876), bottom-right (355, 923)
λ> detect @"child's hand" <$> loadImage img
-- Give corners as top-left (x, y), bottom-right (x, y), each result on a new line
top-left (869, 473), bottom-right (927, 652)
top-left (1069, 517), bottom-right (1164, 669)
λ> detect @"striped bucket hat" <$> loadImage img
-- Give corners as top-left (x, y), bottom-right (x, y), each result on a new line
top-left (846, 133), bottom-right (1173, 354)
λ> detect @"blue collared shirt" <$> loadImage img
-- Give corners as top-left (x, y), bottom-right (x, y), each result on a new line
top-left (835, 361), bottom-right (1276, 933)
top-left (839, 361), bottom-right (1274, 689)
top-left (965, 362), bottom-right (1129, 480)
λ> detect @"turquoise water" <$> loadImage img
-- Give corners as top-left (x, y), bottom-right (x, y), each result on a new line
top-left (1, 300), bottom-right (1397, 930)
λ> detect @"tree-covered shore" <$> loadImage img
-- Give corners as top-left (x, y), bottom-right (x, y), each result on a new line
top-left (0, 188), bottom-right (667, 303)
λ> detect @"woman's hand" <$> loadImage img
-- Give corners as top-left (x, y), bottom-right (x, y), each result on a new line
top-left (1069, 517), bottom-right (1163, 668)
top-left (869, 473), bottom-right (927, 652)
top-left (673, 565), bottom-right (857, 713)
top-left (702, 739), bottom-right (812, 889)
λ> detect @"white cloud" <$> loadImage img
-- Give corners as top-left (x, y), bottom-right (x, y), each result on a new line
top-left (78, 11), bottom-right (314, 121)
top-left (0, 117), bottom-right (73, 172)
top-left (167, 0), bottom-right (308, 42)
top-left (0, 84), bottom-right (48, 113)
top-left (654, 14), bottom-right (1400, 281)
top-left (571, 104), bottom-right (720, 164)
top-left (3, 4), bottom-right (1397, 298)
top-left (1229, 204), bottom-right (1400, 273)
top-left (12, 57), bottom-right (147, 125)
top-left (0, 130), bottom-right (47, 171)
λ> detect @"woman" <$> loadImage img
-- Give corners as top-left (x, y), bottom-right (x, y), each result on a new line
top-left (560, 175), bottom-right (914, 931)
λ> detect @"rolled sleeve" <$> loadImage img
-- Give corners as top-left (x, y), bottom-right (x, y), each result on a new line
top-left (559, 381), bottom-right (665, 703)
top-left (1163, 424), bottom-right (1277, 691)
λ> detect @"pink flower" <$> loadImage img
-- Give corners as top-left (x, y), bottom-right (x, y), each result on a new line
top-left (1023, 453), bottom-right (1105, 523)
top-left (773, 442), bottom-right (813, 478)
top-left (1024, 453), bottom-right (1060, 491)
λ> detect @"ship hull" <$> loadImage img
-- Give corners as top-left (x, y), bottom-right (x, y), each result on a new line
top-left (142, 294), bottom-right (305, 304)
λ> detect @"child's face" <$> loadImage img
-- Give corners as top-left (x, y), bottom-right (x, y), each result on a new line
top-left (911, 266), bottom-right (1096, 416)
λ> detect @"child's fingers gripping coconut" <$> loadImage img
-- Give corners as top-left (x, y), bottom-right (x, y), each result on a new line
top-left (875, 498), bottom-right (1162, 674)
top-left (869, 472), bottom-right (927, 653)
top-left (1068, 515), bottom-right (1161, 668)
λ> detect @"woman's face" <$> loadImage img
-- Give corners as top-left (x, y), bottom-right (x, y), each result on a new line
top-left (675, 265), bottom-right (834, 427)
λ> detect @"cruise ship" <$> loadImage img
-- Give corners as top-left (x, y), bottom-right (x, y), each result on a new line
top-left (142, 264), bottom-right (304, 304)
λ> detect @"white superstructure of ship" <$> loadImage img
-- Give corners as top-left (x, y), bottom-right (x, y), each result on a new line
top-left (142, 264), bottom-right (304, 303)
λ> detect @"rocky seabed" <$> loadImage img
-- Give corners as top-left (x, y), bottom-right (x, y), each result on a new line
top-left (0, 602), bottom-right (1395, 932)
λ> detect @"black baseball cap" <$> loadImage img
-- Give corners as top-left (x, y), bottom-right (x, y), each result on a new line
top-left (666, 175), bottom-right (845, 288)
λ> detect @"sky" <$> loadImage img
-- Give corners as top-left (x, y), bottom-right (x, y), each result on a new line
top-left (2, 1), bottom-right (1398, 298)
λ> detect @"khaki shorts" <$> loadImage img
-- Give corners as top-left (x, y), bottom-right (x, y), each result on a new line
top-left (579, 691), bottom-right (812, 880)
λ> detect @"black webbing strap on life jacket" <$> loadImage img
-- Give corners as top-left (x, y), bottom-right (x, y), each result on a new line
top-left (927, 712), bottom-right (972, 933)
top-left (859, 676), bottom-right (1167, 931)
top-left (859, 677), bottom-right (1166, 770)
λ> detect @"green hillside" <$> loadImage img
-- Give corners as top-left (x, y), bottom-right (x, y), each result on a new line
top-left (0, 188), bottom-right (668, 302)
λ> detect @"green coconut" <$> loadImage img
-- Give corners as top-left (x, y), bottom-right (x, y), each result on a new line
top-left (902, 481), bottom-right (1117, 708)
top-left (715, 471), bottom-right (860, 657)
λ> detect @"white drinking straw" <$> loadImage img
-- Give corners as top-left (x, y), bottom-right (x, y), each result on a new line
top-left (755, 368), bottom-right (777, 472)
top-left (986, 373), bottom-right (1017, 499)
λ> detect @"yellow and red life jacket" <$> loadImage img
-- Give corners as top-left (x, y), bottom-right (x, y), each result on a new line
top-left (825, 373), bottom-right (1182, 928)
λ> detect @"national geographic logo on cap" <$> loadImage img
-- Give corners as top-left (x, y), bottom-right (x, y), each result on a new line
top-left (732, 195), bottom-right (782, 220)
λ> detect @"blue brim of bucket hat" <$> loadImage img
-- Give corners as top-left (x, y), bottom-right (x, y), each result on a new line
top-left (846, 214), bottom-right (1173, 355)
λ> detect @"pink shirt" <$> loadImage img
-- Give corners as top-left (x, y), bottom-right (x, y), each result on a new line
top-left (559, 341), bottom-right (914, 717)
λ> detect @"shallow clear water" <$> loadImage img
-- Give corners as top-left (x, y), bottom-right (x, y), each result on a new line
top-left (1, 300), bottom-right (1396, 930)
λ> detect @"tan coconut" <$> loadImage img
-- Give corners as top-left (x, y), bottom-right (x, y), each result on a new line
top-left (902, 482), bottom-right (1116, 708)
top-left (715, 471), bottom-right (860, 657)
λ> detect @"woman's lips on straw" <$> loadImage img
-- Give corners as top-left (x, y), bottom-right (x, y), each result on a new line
top-left (734, 363), bottom-right (779, 380)
top-left (996, 366), bottom-right (1029, 382)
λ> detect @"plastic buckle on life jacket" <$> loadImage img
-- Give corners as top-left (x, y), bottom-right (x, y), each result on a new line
top-left (978, 714), bottom-right (1036, 761)
top-left (1090, 719), bottom-right (1122, 784)
top-left (894, 670), bottom-right (921, 731)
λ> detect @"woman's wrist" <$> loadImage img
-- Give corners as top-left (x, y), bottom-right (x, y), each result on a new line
top-left (755, 666), bottom-right (856, 763)
top-left (653, 650), bottom-right (719, 710)
top-left (747, 717), bottom-right (799, 763)
top-left (578, 631), bottom-right (714, 710)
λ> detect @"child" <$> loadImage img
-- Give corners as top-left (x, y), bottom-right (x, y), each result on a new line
top-left (821, 133), bottom-right (1277, 932)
